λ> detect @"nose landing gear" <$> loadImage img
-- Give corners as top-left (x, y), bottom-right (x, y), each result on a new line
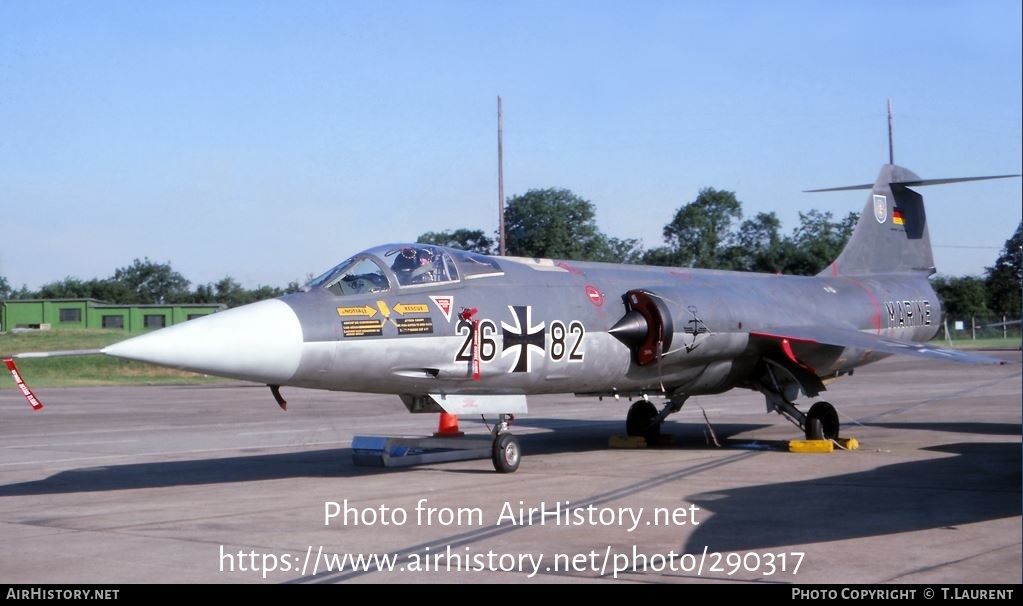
top-left (491, 414), bottom-right (520, 473)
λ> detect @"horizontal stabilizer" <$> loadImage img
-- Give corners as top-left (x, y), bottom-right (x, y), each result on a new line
top-left (751, 327), bottom-right (1008, 366)
top-left (805, 173), bottom-right (1020, 192)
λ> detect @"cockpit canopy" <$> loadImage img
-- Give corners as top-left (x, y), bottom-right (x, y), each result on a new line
top-left (307, 244), bottom-right (503, 296)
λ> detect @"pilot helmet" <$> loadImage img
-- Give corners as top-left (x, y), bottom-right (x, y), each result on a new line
top-left (417, 248), bottom-right (435, 265)
top-left (393, 247), bottom-right (419, 271)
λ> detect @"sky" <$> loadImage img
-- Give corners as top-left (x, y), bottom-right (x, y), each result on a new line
top-left (1, 0), bottom-right (1020, 290)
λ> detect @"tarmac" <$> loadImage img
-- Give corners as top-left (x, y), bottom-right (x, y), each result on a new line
top-left (1, 352), bottom-right (1019, 584)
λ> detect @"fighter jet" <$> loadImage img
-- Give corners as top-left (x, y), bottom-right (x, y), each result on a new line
top-left (6, 163), bottom-right (1018, 472)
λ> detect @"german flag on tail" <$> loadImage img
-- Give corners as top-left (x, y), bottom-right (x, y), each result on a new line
top-left (892, 208), bottom-right (905, 225)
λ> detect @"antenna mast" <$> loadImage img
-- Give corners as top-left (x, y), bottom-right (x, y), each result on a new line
top-left (887, 98), bottom-right (895, 165)
top-left (497, 96), bottom-right (506, 256)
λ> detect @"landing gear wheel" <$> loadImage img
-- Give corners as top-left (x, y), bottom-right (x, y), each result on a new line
top-left (492, 433), bottom-right (521, 473)
top-left (626, 400), bottom-right (660, 442)
top-left (805, 401), bottom-right (839, 441)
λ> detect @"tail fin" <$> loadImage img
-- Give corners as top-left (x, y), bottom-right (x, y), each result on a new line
top-left (820, 164), bottom-right (931, 276)
top-left (808, 165), bottom-right (1020, 277)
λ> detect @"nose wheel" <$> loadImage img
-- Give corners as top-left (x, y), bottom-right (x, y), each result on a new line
top-left (492, 433), bottom-right (520, 473)
top-left (491, 414), bottom-right (520, 473)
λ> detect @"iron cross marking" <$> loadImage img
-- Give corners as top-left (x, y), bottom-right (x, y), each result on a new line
top-left (501, 305), bottom-right (546, 373)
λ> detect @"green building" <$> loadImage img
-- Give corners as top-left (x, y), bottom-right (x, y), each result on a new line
top-left (0, 299), bottom-right (226, 332)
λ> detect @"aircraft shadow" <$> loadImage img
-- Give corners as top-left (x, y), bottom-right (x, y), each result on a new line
top-left (506, 418), bottom-right (773, 455)
top-left (861, 421), bottom-right (1022, 437)
top-left (0, 421), bottom-right (771, 495)
top-left (683, 441), bottom-right (1022, 554)
top-left (0, 448), bottom-right (359, 496)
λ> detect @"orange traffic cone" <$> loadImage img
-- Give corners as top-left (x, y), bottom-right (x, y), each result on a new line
top-left (434, 412), bottom-right (464, 437)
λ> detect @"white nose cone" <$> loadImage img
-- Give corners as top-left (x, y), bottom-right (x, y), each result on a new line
top-left (103, 299), bottom-right (304, 384)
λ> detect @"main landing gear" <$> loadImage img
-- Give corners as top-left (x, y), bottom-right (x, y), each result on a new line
top-left (491, 414), bottom-right (520, 473)
top-left (761, 389), bottom-right (841, 441)
top-left (804, 401), bottom-right (839, 441)
top-left (757, 359), bottom-right (840, 441)
top-left (625, 395), bottom-right (688, 443)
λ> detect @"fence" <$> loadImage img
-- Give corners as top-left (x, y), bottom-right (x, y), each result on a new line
top-left (938, 314), bottom-right (1022, 345)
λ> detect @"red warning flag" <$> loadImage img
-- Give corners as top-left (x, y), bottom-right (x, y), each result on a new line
top-left (471, 320), bottom-right (481, 381)
top-left (4, 358), bottom-right (44, 410)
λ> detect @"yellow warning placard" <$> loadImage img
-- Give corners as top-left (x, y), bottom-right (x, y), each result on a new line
top-left (342, 320), bottom-right (384, 337)
top-left (394, 303), bottom-right (430, 315)
top-left (396, 317), bottom-right (434, 335)
top-left (337, 306), bottom-right (377, 318)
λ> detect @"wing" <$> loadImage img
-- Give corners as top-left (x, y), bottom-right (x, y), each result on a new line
top-left (750, 326), bottom-right (1008, 366)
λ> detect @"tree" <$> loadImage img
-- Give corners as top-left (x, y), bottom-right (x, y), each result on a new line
top-left (602, 235), bottom-right (644, 264)
top-left (639, 246), bottom-right (679, 267)
top-left (89, 279), bottom-right (134, 302)
top-left (719, 212), bottom-right (784, 272)
top-left (195, 277), bottom-right (288, 307)
top-left (34, 277), bottom-right (132, 301)
top-left (933, 275), bottom-right (990, 320)
top-left (112, 258), bottom-right (191, 304)
top-left (35, 278), bottom-right (86, 299)
top-left (417, 229), bottom-right (495, 254)
top-left (985, 221), bottom-right (1022, 318)
top-left (252, 285), bottom-right (289, 301)
top-left (194, 283), bottom-right (215, 304)
top-left (6, 284), bottom-right (34, 300)
top-left (4, 262), bottom-right (299, 307)
top-left (777, 210), bottom-right (858, 276)
top-left (503, 188), bottom-right (619, 261)
top-left (214, 277), bottom-right (248, 308)
top-left (661, 187), bottom-right (743, 268)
